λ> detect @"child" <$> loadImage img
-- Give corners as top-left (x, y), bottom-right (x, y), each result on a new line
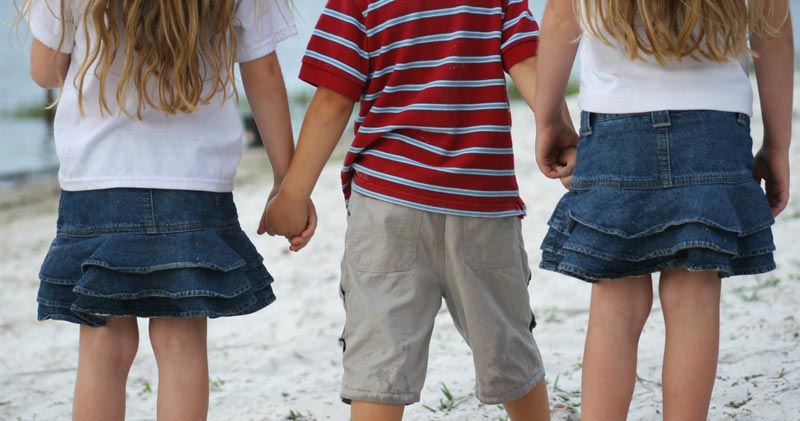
top-left (265, 1), bottom-right (558, 419)
top-left (535, 0), bottom-right (792, 419)
top-left (22, 0), bottom-right (311, 419)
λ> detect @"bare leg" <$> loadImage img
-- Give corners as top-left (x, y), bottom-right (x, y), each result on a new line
top-left (581, 275), bottom-right (653, 421)
top-left (503, 378), bottom-right (550, 421)
top-left (659, 268), bottom-right (720, 421)
top-left (350, 401), bottom-right (404, 421)
top-left (73, 317), bottom-right (139, 421)
top-left (149, 317), bottom-right (209, 421)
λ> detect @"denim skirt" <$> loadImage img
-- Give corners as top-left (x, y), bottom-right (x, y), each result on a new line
top-left (38, 188), bottom-right (275, 326)
top-left (540, 110), bottom-right (776, 282)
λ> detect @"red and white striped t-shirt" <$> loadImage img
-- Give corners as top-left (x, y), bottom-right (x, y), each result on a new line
top-left (300, 0), bottom-right (539, 217)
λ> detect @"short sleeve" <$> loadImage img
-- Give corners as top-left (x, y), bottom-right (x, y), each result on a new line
top-left (27, 0), bottom-right (75, 54)
top-left (298, 0), bottom-right (369, 102)
top-left (501, 0), bottom-right (539, 71)
top-left (235, 0), bottom-right (297, 63)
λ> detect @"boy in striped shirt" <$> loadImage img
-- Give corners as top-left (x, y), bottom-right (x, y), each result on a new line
top-left (267, 1), bottom-right (554, 419)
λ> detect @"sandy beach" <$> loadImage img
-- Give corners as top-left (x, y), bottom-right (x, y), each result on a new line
top-left (1, 82), bottom-right (800, 421)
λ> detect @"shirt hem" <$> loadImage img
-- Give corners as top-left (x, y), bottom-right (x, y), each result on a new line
top-left (58, 177), bottom-right (235, 193)
top-left (236, 25), bottom-right (297, 63)
top-left (299, 60), bottom-right (364, 102)
top-left (28, 17), bottom-right (73, 54)
top-left (350, 180), bottom-right (526, 218)
top-left (578, 95), bottom-right (753, 117)
top-left (503, 40), bottom-right (538, 72)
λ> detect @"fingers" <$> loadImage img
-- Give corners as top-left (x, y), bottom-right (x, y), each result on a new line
top-left (536, 126), bottom-right (580, 179)
top-left (258, 207), bottom-right (273, 236)
top-left (302, 201), bottom-right (318, 238)
top-left (257, 217), bottom-right (267, 235)
top-left (286, 201), bottom-right (318, 252)
top-left (555, 146), bottom-right (577, 178)
top-left (559, 175), bottom-right (572, 190)
top-left (767, 186), bottom-right (790, 217)
top-left (770, 199), bottom-right (788, 217)
top-left (538, 164), bottom-right (562, 179)
top-left (288, 236), bottom-right (310, 252)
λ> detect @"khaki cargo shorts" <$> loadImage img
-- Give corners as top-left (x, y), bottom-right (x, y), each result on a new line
top-left (338, 191), bottom-right (545, 405)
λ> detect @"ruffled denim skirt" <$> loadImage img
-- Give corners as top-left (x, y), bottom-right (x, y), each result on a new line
top-left (540, 111), bottom-right (776, 282)
top-left (38, 188), bottom-right (275, 326)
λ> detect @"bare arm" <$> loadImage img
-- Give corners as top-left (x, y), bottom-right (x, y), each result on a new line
top-left (751, 1), bottom-right (793, 216)
top-left (29, 38), bottom-right (70, 89)
top-left (508, 56), bottom-right (538, 110)
top-left (533, 0), bottom-right (581, 180)
top-left (509, 54), bottom-right (576, 187)
top-left (240, 52), bottom-right (295, 188)
top-left (241, 53), bottom-right (320, 249)
top-left (266, 87), bottom-right (355, 240)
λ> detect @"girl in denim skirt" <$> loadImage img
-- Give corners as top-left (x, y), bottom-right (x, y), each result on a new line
top-left (534, 0), bottom-right (792, 419)
top-left (20, 0), bottom-right (311, 419)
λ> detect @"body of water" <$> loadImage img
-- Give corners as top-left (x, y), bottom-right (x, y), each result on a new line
top-left (0, 1), bottom-right (796, 180)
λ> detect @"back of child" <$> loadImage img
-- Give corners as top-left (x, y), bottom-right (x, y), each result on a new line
top-left (22, 0), bottom-right (298, 419)
top-left (535, 0), bottom-right (792, 419)
top-left (265, 0), bottom-right (554, 419)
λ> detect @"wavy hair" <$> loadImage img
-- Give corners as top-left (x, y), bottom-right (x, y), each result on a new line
top-left (20, 0), bottom-right (240, 118)
top-left (578, 0), bottom-right (789, 64)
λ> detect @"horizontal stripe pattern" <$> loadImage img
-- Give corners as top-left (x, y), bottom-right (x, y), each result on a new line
top-left (300, 0), bottom-right (539, 217)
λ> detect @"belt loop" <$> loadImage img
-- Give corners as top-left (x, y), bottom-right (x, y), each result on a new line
top-left (651, 110), bottom-right (671, 128)
top-left (579, 111), bottom-right (592, 136)
top-left (737, 112), bottom-right (749, 125)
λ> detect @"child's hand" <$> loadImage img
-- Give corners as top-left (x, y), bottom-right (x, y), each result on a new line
top-left (557, 146), bottom-right (577, 190)
top-left (260, 192), bottom-right (312, 246)
top-left (753, 147), bottom-right (790, 217)
top-left (536, 122), bottom-right (580, 180)
top-left (258, 189), bottom-right (318, 251)
top-left (287, 200), bottom-right (317, 252)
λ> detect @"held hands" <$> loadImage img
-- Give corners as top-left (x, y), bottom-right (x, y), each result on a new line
top-left (536, 121), bottom-right (580, 189)
top-left (753, 147), bottom-right (790, 217)
top-left (258, 188), bottom-right (318, 252)
top-left (557, 146), bottom-right (577, 189)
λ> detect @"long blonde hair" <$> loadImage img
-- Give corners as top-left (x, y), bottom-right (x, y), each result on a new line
top-left (578, 0), bottom-right (789, 64)
top-left (21, 0), bottom-right (240, 118)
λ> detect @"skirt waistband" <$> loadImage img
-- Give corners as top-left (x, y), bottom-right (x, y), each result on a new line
top-left (57, 188), bottom-right (240, 236)
top-left (580, 110), bottom-right (749, 136)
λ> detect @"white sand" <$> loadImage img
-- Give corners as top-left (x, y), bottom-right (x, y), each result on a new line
top-left (1, 83), bottom-right (800, 420)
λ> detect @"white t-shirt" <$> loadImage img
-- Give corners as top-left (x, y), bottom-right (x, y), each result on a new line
top-left (28, 0), bottom-right (296, 192)
top-left (577, 16), bottom-right (753, 116)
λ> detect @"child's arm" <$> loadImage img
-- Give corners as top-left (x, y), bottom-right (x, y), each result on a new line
top-left (29, 38), bottom-right (70, 88)
top-left (533, 0), bottom-right (580, 181)
top-left (508, 56), bottom-right (538, 110)
top-left (509, 55), bottom-right (577, 188)
top-left (240, 53), bottom-right (317, 250)
top-left (751, 1), bottom-right (793, 217)
top-left (265, 87), bottom-right (355, 244)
